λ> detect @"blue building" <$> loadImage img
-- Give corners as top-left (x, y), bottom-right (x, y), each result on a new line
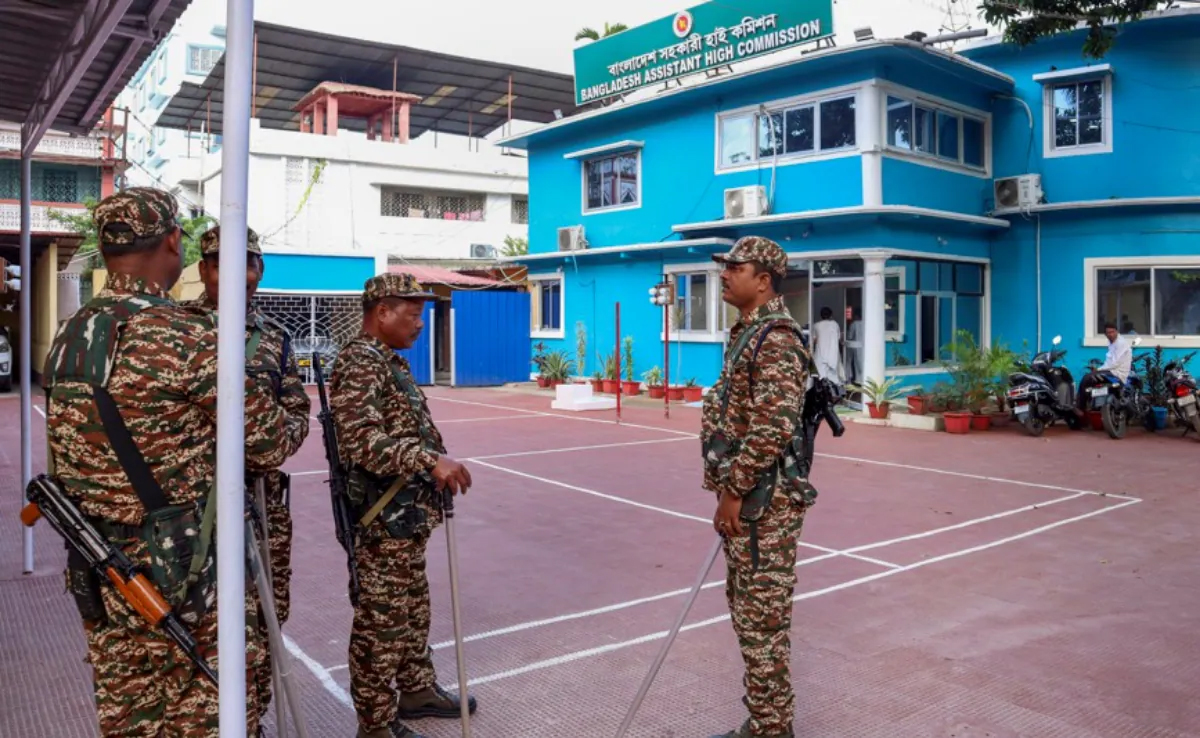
top-left (499, 5), bottom-right (1200, 397)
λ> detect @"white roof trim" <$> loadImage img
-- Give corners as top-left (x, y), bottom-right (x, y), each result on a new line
top-left (498, 39), bottom-right (1013, 148)
top-left (958, 6), bottom-right (1200, 53)
top-left (498, 236), bottom-right (735, 263)
top-left (1032, 63), bottom-right (1112, 83)
top-left (991, 195), bottom-right (1200, 216)
top-left (563, 140), bottom-right (644, 160)
top-left (673, 205), bottom-right (1010, 233)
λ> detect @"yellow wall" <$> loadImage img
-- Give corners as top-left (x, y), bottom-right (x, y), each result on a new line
top-left (89, 262), bottom-right (204, 302)
top-left (31, 242), bottom-right (58, 377)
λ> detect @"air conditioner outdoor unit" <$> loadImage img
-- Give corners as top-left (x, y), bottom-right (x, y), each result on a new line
top-left (470, 243), bottom-right (496, 259)
top-left (724, 185), bottom-right (768, 219)
top-left (994, 174), bottom-right (1042, 210)
top-left (557, 225), bottom-right (587, 251)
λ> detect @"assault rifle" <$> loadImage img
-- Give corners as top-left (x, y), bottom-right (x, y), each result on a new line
top-left (798, 374), bottom-right (846, 478)
top-left (312, 352), bottom-right (361, 606)
top-left (20, 474), bottom-right (218, 685)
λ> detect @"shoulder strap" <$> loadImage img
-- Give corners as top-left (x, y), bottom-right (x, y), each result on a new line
top-left (93, 385), bottom-right (170, 513)
top-left (715, 312), bottom-right (795, 422)
top-left (747, 319), bottom-right (805, 397)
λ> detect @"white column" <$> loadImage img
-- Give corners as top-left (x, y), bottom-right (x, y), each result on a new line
top-left (217, 0), bottom-right (254, 732)
top-left (859, 80), bottom-right (883, 207)
top-left (862, 250), bottom-right (891, 405)
top-left (19, 140), bottom-right (33, 574)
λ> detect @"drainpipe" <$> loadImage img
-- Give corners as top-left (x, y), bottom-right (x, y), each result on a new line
top-left (1035, 213), bottom-right (1042, 351)
top-left (19, 140), bottom-right (32, 574)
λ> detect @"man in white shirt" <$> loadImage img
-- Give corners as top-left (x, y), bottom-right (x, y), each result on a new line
top-left (1077, 322), bottom-right (1132, 411)
top-left (811, 306), bottom-right (843, 382)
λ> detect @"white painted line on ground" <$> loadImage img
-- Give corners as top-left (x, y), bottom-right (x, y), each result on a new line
top-left (33, 405), bottom-right (46, 419)
top-left (426, 395), bottom-right (698, 438)
top-left (426, 394), bottom-right (1137, 501)
top-left (288, 470), bottom-right (328, 477)
top-left (467, 436), bottom-right (692, 462)
top-left (440, 497), bottom-right (1142, 692)
top-left (438, 415), bottom-right (549, 424)
top-left (283, 634), bottom-right (352, 708)
top-left (815, 453), bottom-right (1139, 502)
top-left (473, 460), bottom-right (711, 525)
top-left (795, 541), bottom-right (902, 569)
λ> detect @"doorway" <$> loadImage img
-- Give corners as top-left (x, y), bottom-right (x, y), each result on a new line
top-left (810, 278), bottom-right (863, 385)
top-left (918, 292), bottom-right (956, 364)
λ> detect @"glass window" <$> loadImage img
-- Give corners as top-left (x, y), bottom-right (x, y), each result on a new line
top-left (1053, 79), bottom-right (1106, 150)
top-left (1096, 269), bottom-right (1151, 334)
top-left (672, 273), bottom-right (710, 332)
top-left (784, 107), bottom-right (814, 154)
top-left (758, 112), bottom-right (783, 159)
top-left (584, 152), bottom-right (639, 212)
top-left (720, 114), bottom-right (755, 168)
top-left (962, 118), bottom-right (985, 167)
top-left (937, 111), bottom-right (959, 160)
top-left (886, 96), bottom-right (912, 150)
top-left (1155, 268), bottom-right (1200, 336)
top-left (531, 279), bottom-right (562, 333)
top-left (820, 97), bottom-right (856, 150)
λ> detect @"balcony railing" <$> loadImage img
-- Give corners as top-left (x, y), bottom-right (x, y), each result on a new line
top-left (0, 202), bottom-right (89, 233)
top-left (0, 131), bottom-right (106, 160)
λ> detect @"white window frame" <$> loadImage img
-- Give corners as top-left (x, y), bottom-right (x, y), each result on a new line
top-left (1040, 70), bottom-right (1113, 159)
top-left (1083, 256), bottom-right (1200, 348)
top-left (661, 262), bottom-right (727, 343)
top-left (883, 266), bottom-right (907, 344)
top-left (713, 82), bottom-right (863, 175)
top-left (580, 149), bottom-right (641, 215)
top-left (528, 271), bottom-right (565, 340)
top-left (878, 81), bottom-right (991, 178)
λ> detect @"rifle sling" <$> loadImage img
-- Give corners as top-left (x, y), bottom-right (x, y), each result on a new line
top-left (93, 386), bottom-right (170, 513)
top-left (359, 475), bottom-right (408, 528)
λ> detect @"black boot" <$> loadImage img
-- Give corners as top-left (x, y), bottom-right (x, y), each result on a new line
top-left (395, 684), bottom-right (477, 720)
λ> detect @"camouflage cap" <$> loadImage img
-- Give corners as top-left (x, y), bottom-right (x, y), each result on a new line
top-left (711, 236), bottom-right (789, 278)
top-left (199, 225), bottom-right (262, 257)
top-left (362, 272), bottom-right (437, 303)
top-left (93, 187), bottom-right (179, 247)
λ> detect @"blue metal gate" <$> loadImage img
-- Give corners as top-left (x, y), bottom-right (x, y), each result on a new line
top-left (451, 291), bottom-right (530, 386)
top-left (396, 301), bottom-right (435, 385)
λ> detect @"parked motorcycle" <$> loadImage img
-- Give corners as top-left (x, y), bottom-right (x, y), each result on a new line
top-left (1081, 338), bottom-right (1150, 439)
top-left (1006, 335), bottom-right (1084, 436)
top-left (1164, 358), bottom-right (1200, 439)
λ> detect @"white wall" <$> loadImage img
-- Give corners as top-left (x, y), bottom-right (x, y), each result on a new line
top-left (199, 121), bottom-right (529, 259)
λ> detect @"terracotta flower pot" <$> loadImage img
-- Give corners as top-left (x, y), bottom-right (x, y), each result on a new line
top-left (621, 380), bottom-right (640, 395)
top-left (943, 411), bottom-right (972, 434)
top-left (648, 386), bottom-right (665, 399)
top-left (970, 413), bottom-right (991, 431)
top-left (683, 386), bottom-right (703, 402)
top-left (601, 379), bottom-right (619, 394)
top-left (868, 402), bottom-right (890, 419)
top-left (536, 376), bottom-right (550, 388)
top-left (907, 396), bottom-right (928, 415)
top-left (591, 379), bottom-right (604, 392)
top-left (1088, 410), bottom-right (1105, 431)
top-left (668, 386), bottom-right (685, 401)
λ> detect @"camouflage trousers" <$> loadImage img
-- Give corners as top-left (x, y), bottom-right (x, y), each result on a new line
top-left (82, 572), bottom-right (266, 737)
top-left (722, 492), bottom-right (808, 737)
top-left (251, 498), bottom-right (293, 722)
top-left (348, 533), bottom-right (437, 731)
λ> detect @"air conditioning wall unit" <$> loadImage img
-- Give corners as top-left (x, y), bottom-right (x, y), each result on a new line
top-left (724, 185), bottom-right (768, 219)
top-left (994, 174), bottom-right (1043, 210)
top-left (470, 243), bottom-right (496, 259)
top-left (557, 225), bottom-right (587, 251)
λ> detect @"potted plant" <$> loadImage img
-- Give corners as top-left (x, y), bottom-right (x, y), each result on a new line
top-left (541, 350), bottom-right (575, 388)
top-left (906, 388), bottom-right (929, 416)
top-left (1135, 345), bottom-right (1195, 431)
top-left (643, 366), bottom-right (665, 399)
top-left (620, 336), bottom-right (640, 395)
top-left (601, 352), bottom-right (619, 394)
top-left (532, 341), bottom-right (549, 387)
top-left (682, 378), bottom-right (703, 402)
top-left (667, 383), bottom-right (686, 402)
top-left (575, 321), bottom-right (588, 383)
top-left (847, 376), bottom-right (917, 419)
top-left (591, 370), bottom-right (604, 393)
top-left (941, 330), bottom-right (1005, 431)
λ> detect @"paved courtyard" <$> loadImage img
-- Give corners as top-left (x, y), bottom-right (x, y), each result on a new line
top-left (1, 386), bottom-right (1197, 737)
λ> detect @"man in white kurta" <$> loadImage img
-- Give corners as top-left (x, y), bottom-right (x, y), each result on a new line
top-left (845, 309), bottom-right (863, 385)
top-left (811, 306), bottom-right (843, 382)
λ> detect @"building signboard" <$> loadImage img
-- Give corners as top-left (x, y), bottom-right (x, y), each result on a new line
top-left (572, 0), bottom-right (835, 105)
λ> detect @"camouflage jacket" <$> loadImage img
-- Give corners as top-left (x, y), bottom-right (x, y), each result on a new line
top-left (43, 273), bottom-right (292, 526)
top-left (183, 294), bottom-right (311, 479)
top-left (700, 296), bottom-right (810, 500)
top-left (327, 331), bottom-right (445, 525)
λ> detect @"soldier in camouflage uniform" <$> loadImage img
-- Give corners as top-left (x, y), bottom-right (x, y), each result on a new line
top-left (328, 273), bottom-right (476, 738)
top-left (701, 236), bottom-right (814, 738)
top-left (185, 225), bottom-right (312, 728)
top-left (42, 188), bottom-right (293, 737)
